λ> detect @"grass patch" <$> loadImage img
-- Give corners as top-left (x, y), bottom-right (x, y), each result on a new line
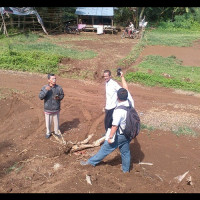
top-left (60, 68), bottom-right (94, 80)
top-left (125, 55), bottom-right (200, 93)
top-left (0, 50), bottom-right (60, 74)
top-left (0, 33), bottom-right (97, 74)
top-left (8, 42), bottom-right (97, 60)
top-left (0, 88), bottom-right (25, 100)
top-left (118, 40), bottom-right (147, 67)
top-left (172, 126), bottom-right (199, 137)
top-left (145, 28), bottom-right (200, 47)
top-left (4, 162), bottom-right (23, 174)
top-left (121, 28), bottom-right (200, 93)
top-left (140, 123), bottom-right (154, 131)
top-left (43, 34), bottom-right (99, 43)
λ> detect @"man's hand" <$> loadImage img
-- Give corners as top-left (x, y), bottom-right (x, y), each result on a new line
top-left (121, 71), bottom-right (128, 90)
top-left (45, 86), bottom-right (51, 90)
top-left (108, 138), bottom-right (114, 144)
top-left (55, 95), bottom-right (60, 100)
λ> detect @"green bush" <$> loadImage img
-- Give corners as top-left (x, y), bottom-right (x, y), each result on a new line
top-left (157, 13), bottom-right (200, 31)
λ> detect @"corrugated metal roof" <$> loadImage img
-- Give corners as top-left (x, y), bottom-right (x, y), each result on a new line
top-left (75, 7), bottom-right (114, 16)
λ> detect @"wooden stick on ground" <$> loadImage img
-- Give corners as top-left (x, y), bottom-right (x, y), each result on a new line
top-left (70, 136), bottom-right (106, 153)
top-left (50, 131), bottom-right (106, 154)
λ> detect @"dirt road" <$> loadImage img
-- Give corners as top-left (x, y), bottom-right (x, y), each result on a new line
top-left (0, 32), bottom-right (200, 193)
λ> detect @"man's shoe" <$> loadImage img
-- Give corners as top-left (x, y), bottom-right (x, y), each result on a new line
top-left (54, 133), bottom-right (61, 138)
top-left (54, 130), bottom-right (62, 138)
top-left (80, 160), bottom-right (90, 166)
top-left (45, 134), bottom-right (51, 139)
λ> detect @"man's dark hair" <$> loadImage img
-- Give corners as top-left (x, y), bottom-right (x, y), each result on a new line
top-left (104, 70), bottom-right (111, 76)
top-left (47, 73), bottom-right (55, 79)
top-left (117, 88), bottom-right (128, 101)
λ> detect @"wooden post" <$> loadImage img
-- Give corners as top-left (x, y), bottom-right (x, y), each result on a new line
top-left (1, 13), bottom-right (8, 36)
top-left (92, 16), bottom-right (94, 32)
top-left (111, 18), bottom-right (113, 34)
top-left (0, 22), bottom-right (3, 32)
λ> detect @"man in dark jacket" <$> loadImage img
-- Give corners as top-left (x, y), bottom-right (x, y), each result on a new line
top-left (39, 73), bottom-right (64, 138)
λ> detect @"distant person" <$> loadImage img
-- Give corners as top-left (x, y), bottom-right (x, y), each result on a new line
top-left (39, 73), bottom-right (64, 139)
top-left (125, 22), bottom-right (135, 37)
top-left (103, 69), bottom-right (134, 133)
top-left (128, 22), bottom-right (135, 37)
top-left (80, 88), bottom-right (133, 173)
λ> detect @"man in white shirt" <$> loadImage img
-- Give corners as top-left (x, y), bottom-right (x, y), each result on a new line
top-left (80, 88), bottom-right (133, 173)
top-left (103, 69), bottom-right (134, 133)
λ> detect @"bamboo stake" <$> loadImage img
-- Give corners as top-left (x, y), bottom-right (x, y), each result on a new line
top-left (1, 13), bottom-right (8, 36)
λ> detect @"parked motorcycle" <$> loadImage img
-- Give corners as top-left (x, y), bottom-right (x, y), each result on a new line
top-left (121, 18), bottom-right (147, 39)
top-left (121, 28), bottom-right (140, 39)
top-left (65, 20), bottom-right (80, 35)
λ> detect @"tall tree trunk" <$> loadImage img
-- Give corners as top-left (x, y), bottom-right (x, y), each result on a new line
top-left (139, 7), bottom-right (145, 21)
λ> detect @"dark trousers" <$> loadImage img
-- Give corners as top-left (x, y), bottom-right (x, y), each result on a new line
top-left (104, 107), bottom-right (115, 132)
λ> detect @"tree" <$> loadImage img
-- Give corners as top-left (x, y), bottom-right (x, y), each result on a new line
top-left (114, 7), bottom-right (145, 28)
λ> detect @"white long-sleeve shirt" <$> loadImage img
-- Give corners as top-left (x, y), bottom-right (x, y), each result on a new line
top-left (105, 79), bottom-right (134, 110)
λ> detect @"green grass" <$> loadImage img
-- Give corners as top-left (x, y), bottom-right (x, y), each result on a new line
top-left (118, 40), bottom-right (146, 67)
top-left (4, 162), bottom-right (23, 174)
top-left (125, 55), bottom-right (200, 93)
top-left (172, 126), bottom-right (199, 137)
top-left (145, 28), bottom-right (200, 47)
top-left (0, 33), bottom-right (97, 74)
top-left (123, 28), bottom-right (200, 93)
top-left (8, 42), bottom-right (97, 60)
top-left (140, 123), bottom-right (154, 131)
top-left (0, 88), bottom-right (25, 100)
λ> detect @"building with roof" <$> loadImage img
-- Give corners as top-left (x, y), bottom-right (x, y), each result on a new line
top-left (75, 7), bottom-right (118, 34)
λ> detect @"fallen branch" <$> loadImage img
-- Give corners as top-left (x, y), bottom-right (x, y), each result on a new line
top-left (70, 136), bottom-right (106, 153)
top-left (50, 131), bottom-right (106, 154)
top-left (77, 134), bottom-right (94, 145)
top-left (18, 149), bottom-right (28, 155)
top-left (51, 130), bottom-right (66, 145)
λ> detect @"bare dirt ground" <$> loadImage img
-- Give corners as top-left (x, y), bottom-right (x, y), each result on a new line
top-left (0, 32), bottom-right (200, 193)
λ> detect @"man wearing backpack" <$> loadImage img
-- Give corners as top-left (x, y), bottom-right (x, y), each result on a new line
top-left (80, 88), bottom-right (134, 173)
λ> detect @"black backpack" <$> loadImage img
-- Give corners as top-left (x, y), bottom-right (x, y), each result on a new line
top-left (115, 100), bottom-right (140, 140)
